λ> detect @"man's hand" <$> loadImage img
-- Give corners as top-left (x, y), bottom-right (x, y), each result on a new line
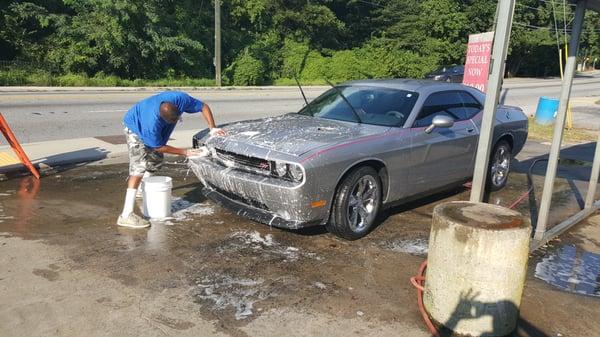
top-left (186, 147), bottom-right (210, 158)
top-left (209, 128), bottom-right (226, 137)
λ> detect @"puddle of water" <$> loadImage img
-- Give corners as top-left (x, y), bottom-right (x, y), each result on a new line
top-left (171, 197), bottom-right (215, 220)
top-left (535, 244), bottom-right (600, 297)
top-left (149, 197), bottom-right (215, 224)
top-left (383, 237), bottom-right (429, 256)
top-left (192, 273), bottom-right (270, 320)
top-left (217, 230), bottom-right (320, 262)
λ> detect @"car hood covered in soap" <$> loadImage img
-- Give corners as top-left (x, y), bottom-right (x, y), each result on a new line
top-left (204, 114), bottom-right (388, 157)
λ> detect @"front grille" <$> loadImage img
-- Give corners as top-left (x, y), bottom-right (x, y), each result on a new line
top-left (215, 149), bottom-right (271, 172)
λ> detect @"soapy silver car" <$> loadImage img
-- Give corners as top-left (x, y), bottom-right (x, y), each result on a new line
top-left (191, 79), bottom-right (528, 240)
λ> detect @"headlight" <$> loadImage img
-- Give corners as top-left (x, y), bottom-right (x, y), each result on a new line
top-left (289, 164), bottom-right (304, 182)
top-left (434, 75), bottom-right (444, 80)
top-left (274, 162), bottom-right (287, 177)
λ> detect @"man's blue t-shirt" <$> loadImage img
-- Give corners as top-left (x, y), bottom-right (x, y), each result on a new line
top-left (123, 91), bottom-right (203, 148)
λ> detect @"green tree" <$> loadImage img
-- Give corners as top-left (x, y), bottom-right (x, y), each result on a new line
top-left (1, 0), bottom-right (600, 84)
top-left (0, 1), bottom-right (64, 65)
top-left (47, 0), bottom-right (208, 78)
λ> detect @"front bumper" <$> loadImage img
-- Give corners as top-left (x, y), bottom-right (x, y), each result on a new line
top-left (202, 187), bottom-right (319, 229)
top-left (188, 156), bottom-right (326, 229)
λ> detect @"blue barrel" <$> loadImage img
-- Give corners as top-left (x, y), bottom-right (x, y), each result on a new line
top-left (535, 97), bottom-right (560, 125)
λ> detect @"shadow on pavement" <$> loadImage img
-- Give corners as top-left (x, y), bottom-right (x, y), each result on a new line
top-left (0, 147), bottom-right (109, 178)
top-left (513, 141), bottom-right (598, 227)
top-left (513, 141), bottom-right (597, 182)
top-left (439, 291), bottom-right (549, 337)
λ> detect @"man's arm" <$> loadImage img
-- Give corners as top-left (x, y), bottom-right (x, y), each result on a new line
top-left (154, 145), bottom-right (187, 156)
top-left (201, 103), bottom-right (217, 129)
top-left (201, 103), bottom-right (226, 136)
top-left (155, 145), bottom-right (207, 157)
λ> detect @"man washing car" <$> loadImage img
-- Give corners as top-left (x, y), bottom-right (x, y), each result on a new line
top-left (118, 91), bottom-right (224, 228)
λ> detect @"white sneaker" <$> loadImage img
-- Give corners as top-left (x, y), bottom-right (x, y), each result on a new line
top-left (117, 213), bottom-right (150, 228)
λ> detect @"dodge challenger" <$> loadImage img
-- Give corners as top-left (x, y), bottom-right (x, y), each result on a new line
top-left (190, 79), bottom-right (528, 240)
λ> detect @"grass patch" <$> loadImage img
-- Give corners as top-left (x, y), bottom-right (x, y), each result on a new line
top-left (0, 69), bottom-right (336, 87)
top-left (527, 117), bottom-right (597, 143)
top-left (273, 78), bottom-right (330, 86)
top-left (0, 69), bottom-right (215, 87)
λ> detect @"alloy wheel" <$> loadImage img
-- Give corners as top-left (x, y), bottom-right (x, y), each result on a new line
top-left (491, 146), bottom-right (510, 187)
top-left (346, 176), bottom-right (379, 232)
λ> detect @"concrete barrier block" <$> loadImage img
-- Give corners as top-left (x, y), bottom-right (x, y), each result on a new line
top-left (423, 201), bottom-right (531, 336)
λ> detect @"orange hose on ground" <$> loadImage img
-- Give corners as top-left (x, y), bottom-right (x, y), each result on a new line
top-left (463, 181), bottom-right (531, 210)
top-left (410, 260), bottom-right (440, 337)
top-left (507, 189), bottom-right (531, 210)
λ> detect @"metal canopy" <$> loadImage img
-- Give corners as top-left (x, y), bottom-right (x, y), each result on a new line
top-left (470, 0), bottom-right (598, 250)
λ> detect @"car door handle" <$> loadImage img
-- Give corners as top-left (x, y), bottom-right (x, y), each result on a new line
top-left (467, 128), bottom-right (475, 133)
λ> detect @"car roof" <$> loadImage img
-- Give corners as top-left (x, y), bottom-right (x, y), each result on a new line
top-left (341, 78), bottom-right (470, 93)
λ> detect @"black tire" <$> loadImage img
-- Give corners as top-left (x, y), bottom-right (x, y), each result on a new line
top-left (326, 166), bottom-right (382, 240)
top-left (487, 140), bottom-right (512, 191)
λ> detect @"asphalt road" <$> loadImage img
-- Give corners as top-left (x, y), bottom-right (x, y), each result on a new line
top-left (0, 88), bottom-right (326, 143)
top-left (1, 73), bottom-right (599, 143)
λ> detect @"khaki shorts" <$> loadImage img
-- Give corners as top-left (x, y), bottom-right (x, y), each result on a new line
top-left (124, 127), bottom-right (163, 176)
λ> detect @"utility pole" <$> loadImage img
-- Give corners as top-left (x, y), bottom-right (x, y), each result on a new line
top-left (214, 0), bottom-right (222, 87)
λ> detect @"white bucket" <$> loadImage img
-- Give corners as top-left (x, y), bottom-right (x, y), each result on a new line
top-left (142, 176), bottom-right (173, 219)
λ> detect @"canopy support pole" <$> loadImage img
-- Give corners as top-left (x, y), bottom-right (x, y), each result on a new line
top-left (533, 0), bottom-right (587, 242)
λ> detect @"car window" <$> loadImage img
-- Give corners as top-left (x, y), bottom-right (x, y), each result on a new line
top-left (452, 66), bottom-right (464, 73)
top-left (457, 91), bottom-right (483, 119)
top-left (298, 88), bottom-right (360, 123)
top-left (413, 91), bottom-right (465, 127)
top-left (298, 86), bottom-right (419, 127)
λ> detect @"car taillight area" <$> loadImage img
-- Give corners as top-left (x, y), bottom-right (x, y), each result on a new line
top-left (211, 148), bottom-right (304, 183)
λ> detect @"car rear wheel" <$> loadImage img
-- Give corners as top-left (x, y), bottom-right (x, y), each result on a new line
top-left (487, 140), bottom-right (512, 191)
top-left (327, 166), bottom-right (382, 240)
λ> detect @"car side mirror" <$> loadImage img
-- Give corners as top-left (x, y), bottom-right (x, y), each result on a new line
top-left (425, 115), bottom-right (454, 134)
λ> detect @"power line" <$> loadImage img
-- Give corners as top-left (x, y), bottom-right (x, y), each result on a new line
top-left (514, 22), bottom-right (600, 32)
top-left (514, 22), bottom-right (572, 31)
top-left (355, 0), bottom-right (385, 8)
top-left (535, 0), bottom-right (576, 7)
top-left (515, 2), bottom-right (575, 19)
top-left (514, 22), bottom-right (553, 29)
top-left (516, 3), bottom-right (545, 11)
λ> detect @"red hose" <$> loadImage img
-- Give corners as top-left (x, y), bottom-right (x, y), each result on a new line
top-left (410, 260), bottom-right (441, 337)
top-left (507, 189), bottom-right (531, 209)
top-left (463, 181), bottom-right (530, 210)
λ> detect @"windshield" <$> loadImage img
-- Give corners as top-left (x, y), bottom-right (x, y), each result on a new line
top-left (298, 86), bottom-right (419, 127)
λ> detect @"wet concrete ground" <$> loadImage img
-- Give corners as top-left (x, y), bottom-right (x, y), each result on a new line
top-left (0, 154), bottom-right (599, 336)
